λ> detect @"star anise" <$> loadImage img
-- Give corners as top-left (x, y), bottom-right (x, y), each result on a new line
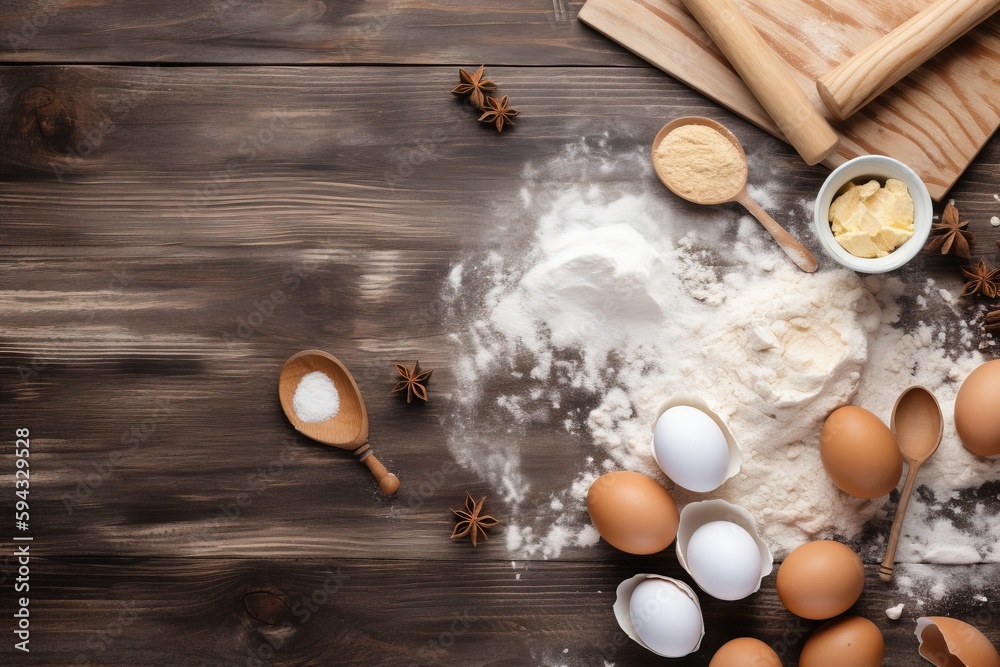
top-left (451, 65), bottom-right (496, 111)
top-left (925, 202), bottom-right (974, 258)
top-left (961, 259), bottom-right (1000, 298)
top-left (392, 361), bottom-right (432, 403)
top-left (478, 95), bottom-right (518, 133)
top-left (451, 493), bottom-right (500, 547)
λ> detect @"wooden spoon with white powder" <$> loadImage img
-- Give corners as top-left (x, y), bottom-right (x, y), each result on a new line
top-left (652, 117), bottom-right (818, 273)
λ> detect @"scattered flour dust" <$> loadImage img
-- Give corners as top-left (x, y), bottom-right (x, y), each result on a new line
top-left (443, 139), bottom-right (1000, 568)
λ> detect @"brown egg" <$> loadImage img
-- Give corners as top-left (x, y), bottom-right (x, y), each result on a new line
top-left (586, 471), bottom-right (678, 555)
top-left (799, 616), bottom-right (884, 667)
top-left (955, 359), bottom-right (1000, 457)
top-left (916, 617), bottom-right (1000, 667)
top-left (820, 406), bottom-right (903, 498)
top-left (709, 637), bottom-right (781, 667)
top-left (776, 540), bottom-right (864, 619)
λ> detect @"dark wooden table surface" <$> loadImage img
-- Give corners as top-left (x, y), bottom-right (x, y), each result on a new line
top-left (1, 2), bottom-right (998, 665)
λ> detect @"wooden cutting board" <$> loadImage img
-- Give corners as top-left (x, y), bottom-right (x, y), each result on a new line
top-left (578, 0), bottom-right (1000, 200)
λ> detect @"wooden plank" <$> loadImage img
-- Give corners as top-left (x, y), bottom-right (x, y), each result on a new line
top-left (578, 0), bottom-right (1000, 200)
top-left (17, 557), bottom-right (1000, 666)
top-left (0, 0), bottom-right (634, 66)
top-left (2, 66), bottom-right (1000, 561)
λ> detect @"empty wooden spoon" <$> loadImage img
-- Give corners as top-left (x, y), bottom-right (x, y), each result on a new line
top-left (279, 349), bottom-right (400, 496)
top-left (652, 117), bottom-right (818, 273)
top-left (880, 386), bottom-right (943, 581)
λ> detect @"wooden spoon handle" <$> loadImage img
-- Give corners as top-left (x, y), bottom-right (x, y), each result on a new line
top-left (880, 463), bottom-right (920, 581)
top-left (737, 194), bottom-right (818, 272)
top-left (354, 442), bottom-right (400, 496)
top-left (817, 0), bottom-right (1000, 120)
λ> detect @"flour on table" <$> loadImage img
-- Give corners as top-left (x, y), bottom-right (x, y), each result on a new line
top-left (443, 139), bottom-right (1000, 567)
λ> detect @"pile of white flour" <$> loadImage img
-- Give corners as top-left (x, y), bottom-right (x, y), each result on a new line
top-left (444, 140), bottom-right (999, 567)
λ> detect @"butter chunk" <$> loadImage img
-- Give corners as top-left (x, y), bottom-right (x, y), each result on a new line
top-left (856, 179), bottom-right (881, 199)
top-left (830, 183), bottom-right (860, 226)
top-left (836, 231), bottom-right (886, 259)
top-left (876, 225), bottom-right (914, 249)
top-left (885, 178), bottom-right (909, 195)
top-left (858, 207), bottom-right (884, 236)
top-left (829, 177), bottom-right (915, 259)
top-left (840, 204), bottom-right (867, 233)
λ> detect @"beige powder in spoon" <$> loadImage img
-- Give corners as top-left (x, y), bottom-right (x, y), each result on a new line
top-left (654, 124), bottom-right (747, 202)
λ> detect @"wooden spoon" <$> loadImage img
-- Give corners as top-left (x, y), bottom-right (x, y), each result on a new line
top-left (652, 117), bottom-right (818, 273)
top-left (880, 386), bottom-right (943, 581)
top-left (278, 349), bottom-right (400, 496)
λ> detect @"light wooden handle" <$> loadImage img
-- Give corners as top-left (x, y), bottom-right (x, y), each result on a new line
top-left (737, 193), bottom-right (818, 272)
top-left (354, 443), bottom-right (400, 496)
top-left (818, 0), bottom-right (1000, 121)
top-left (880, 463), bottom-right (920, 581)
top-left (679, 0), bottom-right (839, 165)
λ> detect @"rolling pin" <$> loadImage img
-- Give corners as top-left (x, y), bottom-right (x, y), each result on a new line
top-left (679, 0), bottom-right (839, 165)
top-left (817, 0), bottom-right (1000, 121)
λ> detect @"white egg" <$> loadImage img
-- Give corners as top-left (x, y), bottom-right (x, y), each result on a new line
top-left (685, 521), bottom-right (763, 601)
top-left (652, 405), bottom-right (730, 492)
top-left (628, 578), bottom-right (704, 658)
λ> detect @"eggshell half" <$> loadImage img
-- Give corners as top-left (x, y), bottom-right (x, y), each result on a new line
top-left (955, 359), bottom-right (1000, 457)
top-left (915, 617), bottom-right (1000, 667)
top-left (650, 395), bottom-right (742, 492)
top-left (710, 637), bottom-right (782, 667)
top-left (676, 500), bottom-right (773, 600)
top-left (587, 471), bottom-right (679, 554)
top-left (613, 573), bottom-right (705, 658)
top-left (776, 540), bottom-right (864, 620)
top-left (799, 616), bottom-right (884, 667)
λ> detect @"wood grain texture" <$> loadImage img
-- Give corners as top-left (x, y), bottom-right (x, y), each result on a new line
top-left (817, 0), bottom-right (1000, 120)
top-left (1, 65), bottom-right (999, 562)
top-left (578, 0), bottom-right (1000, 199)
top-left (0, 0), bottom-right (628, 66)
top-left (2, 62), bottom-right (1000, 666)
top-left (17, 558), bottom-right (1000, 665)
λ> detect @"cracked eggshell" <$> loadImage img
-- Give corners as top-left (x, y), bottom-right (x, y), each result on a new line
top-left (650, 395), bottom-right (742, 492)
top-left (613, 573), bottom-right (704, 658)
top-left (676, 500), bottom-right (773, 600)
top-left (915, 617), bottom-right (1000, 667)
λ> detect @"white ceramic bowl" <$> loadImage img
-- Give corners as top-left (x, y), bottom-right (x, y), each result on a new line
top-left (813, 155), bottom-right (932, 274)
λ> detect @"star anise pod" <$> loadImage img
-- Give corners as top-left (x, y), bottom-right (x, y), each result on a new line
top-left (451, 65), bottom-right (496, 111)
top-left (478, 95), bottom-right (518, 133)
top-left (392, 361), bottom-right (432, 403)
top-left (961, 259), bottom-right (1000, 298)
top-left (451, 492), bottom-right (500, 547)
top-left (925, 202), bottom-right (974, 258)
